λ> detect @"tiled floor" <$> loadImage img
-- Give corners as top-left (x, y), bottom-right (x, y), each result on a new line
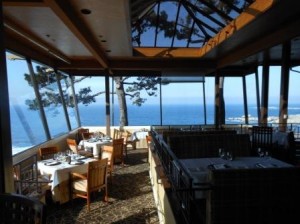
top-left (46, 148), bottom-right (159, 224)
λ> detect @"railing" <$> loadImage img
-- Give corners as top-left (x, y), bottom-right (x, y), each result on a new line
top-left (151, 123), bottom-right (300, 139)
top-left (150, 130), bottom-right (204, 224)
top-left (150, 123), bottom-right (300, 223)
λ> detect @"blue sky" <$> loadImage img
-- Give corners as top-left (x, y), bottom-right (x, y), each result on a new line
top-left (5, 52), bottom-right (300, 106)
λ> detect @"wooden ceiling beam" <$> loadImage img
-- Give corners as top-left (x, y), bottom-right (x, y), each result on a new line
top-left (215, 0), bottom-right (300, 68)
top-left (44, 0), bottom-right (109, 68)
top-left (3, 0), bottom-right (45, 7)
top-left (133, 47), bottom-right (201, 57)
top-left (109, 57), bottom-right (216, 70)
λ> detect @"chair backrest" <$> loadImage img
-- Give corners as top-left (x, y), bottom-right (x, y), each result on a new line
top-left (67, 138), bottom-right (79, 154)
top-left (13, 154), bottom-right (43, 197)
top-left (122, 130), bottom-right (133, 141)
top-left (207, 167), bottom-right (300, 224)
top-left (112, 138), bottom-right (124, 164)
top-left (113, 128), bottom-right (121, 139)
top-left (87, 158), bottom-right (108, 192)
top-left (0, 193), bottom-right (46, 224)
top-left (82, 132), bottom-right (94, 140)
top-left (39, 146), bottom-right (58, 160)
top-left (101, 146), bottom-right (113, 169)
top-left (77, 128), bottom-right (89, 143)
top-left (251, 126), bottom-right (273, 153)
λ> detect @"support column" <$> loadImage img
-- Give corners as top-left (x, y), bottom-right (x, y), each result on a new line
top-left (279, 41), bottom-right (291, 132)
top-left (260, 55), bottom-right (270, 125)
top-left (214, 72), bottom-right (225, 128)
top-left (255, 67), bottom-right (261, 123)
top-left (242, 76), bottom-right (249, 124)
top-left (0, 2), bottom-right (14, 192)
top-left (105, 70), bottom-right (111, 136)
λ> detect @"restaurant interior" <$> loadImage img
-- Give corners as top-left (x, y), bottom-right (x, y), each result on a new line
top-left (1, 0), bottom-right (300, 223)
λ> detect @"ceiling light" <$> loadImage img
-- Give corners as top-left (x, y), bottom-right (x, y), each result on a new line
top-left (81, 9), bottom-right (91, 15)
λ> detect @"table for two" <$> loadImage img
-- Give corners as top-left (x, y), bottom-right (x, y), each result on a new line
top-left (38, 157), bottom-right (96, 204)
top-left (78, 138), bottom-right (112, 157)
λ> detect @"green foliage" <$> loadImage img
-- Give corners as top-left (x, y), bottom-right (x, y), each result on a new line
top-left (123, 76), bottom-right (161, 106)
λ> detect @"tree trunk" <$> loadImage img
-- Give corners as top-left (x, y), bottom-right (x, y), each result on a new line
top-left (113, 77), bottom-right (128, 129)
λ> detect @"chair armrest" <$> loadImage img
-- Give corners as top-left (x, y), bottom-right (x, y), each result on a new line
top-left (70, 172), bottom-right (87, 180)
top-left (102, 145), bottom-right (113, 150)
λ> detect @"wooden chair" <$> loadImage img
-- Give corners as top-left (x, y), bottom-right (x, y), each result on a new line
top-left (122, 130), bottom-right (136, 156)
top-left (82, 132), bottom-right (94, 140)
top-left (101, 146), bottom-right (114, 184)
top-left (102, 138), bottom-right (125, 166)
top-left (251, 126), bottom-right (273, 155)
top-left (113, 128), bottom-right (121, 139)
top-left (113, 138), bottom-right (125, 166)
top-left (70, 158), bottom-right (108, 211)
top-left (145, 135), bottom-right (152, 162)
top-left (76, 128), bottom-right (89, 143)
top-left (13, 154), bottom-right (52, 201)
top-left (38, 146), bottom-right (59, 160)
top-left (66, 138), bottom-right (93, 157)
top-left (0, 193), bottom-right (46, 224)
top-left (206, 167), bottom-right (300, 224)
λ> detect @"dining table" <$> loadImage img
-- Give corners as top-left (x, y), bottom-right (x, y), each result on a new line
top-left (78, 137), bottom-right (112, 157)
top-left (178, 156), bottom-right (294, 199)
top-left (38, 156), bottom-right (97, 204)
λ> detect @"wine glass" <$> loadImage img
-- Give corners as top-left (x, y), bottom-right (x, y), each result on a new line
top-left (226, 151), bottom-right (233, 161)
top-left (219, 148), bottom-right (225, 159)
top-left (257, 148), bottom-right (264, 157)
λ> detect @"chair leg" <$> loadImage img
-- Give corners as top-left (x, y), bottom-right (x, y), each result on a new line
top-left (87, 194), bottom-right (90, 212)
top-left (104, 186), bottom-right (108, 202)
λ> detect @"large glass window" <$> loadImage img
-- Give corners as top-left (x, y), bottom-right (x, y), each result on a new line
top-left (31, 61), bottom-right (68, 137)
top-left (59, 73), bottom-right (78, 130)
top-left (121, 77), bottom-right (161, 126)
top-left (73, 76), bottom-right (106, 126)
top-left (224, 77), bottom-right (244, 124)
top-left (161, 82), bottom-right (204, 125)
top-left (268, 66), bottom-right (281, 120)
top-left (6, 52), bottom-right (47, 155)
top-left (246, 73), bottom-right (259, 124)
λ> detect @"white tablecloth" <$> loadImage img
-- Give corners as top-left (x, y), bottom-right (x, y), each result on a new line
top-left (131, 131), bottom-right (148, 141)
top-left (179, 157), bottom-right (293, 198)
top-left (78, 139), bottom-right (112, 157)
top-left (38, 157), bottom-right (97, 203)
top-left (38, 157), bottom-right (96, 189)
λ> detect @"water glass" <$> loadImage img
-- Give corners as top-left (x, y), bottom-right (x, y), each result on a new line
top-left (219, 148), bottom-right (225, 159)
top-left (226, 151), bottom-right (233, 161)
top-left (257, 148), bottom-right (264, 157)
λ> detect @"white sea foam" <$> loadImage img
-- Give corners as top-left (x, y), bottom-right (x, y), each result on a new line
top-left (226, 114), bottom-right (300, 124)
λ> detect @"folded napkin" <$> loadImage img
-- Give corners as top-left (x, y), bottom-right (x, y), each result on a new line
top-left (213, 164), bottom-right (228, 169)
top-left (256, 163), bottom-right (277, 168)
top-left (44, 161), bottom-right (61, 166)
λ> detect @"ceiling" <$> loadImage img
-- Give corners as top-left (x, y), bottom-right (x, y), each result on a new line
top-left (2, 0), bottom-right (300, 77)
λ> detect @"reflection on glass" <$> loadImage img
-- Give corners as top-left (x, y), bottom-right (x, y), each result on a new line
top-left (59, 74), bottom-right (78, 130)
top-left (6, 52), bottom-right (47, 155)
top-left (31, 62), bottom-right (68, 137)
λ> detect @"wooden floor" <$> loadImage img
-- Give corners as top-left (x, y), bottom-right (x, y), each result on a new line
top-left (46, 148), bottom-right (159, 224)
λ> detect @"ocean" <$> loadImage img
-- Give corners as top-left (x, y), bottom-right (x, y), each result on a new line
top-left (10, 103), bottom-right (300, 155)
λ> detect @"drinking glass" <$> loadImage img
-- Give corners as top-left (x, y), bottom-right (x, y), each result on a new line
top-left (257, 148), bottom-right (264, 157)
top-left (219, 148), bottom-right (225, 159)
top-left (226, 151), bottom-right (233, 161)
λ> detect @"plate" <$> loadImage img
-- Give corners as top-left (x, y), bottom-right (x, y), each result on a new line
top-left (70, 160), bottom-right (84, 165)
top-left (44, 161), bottom-right (61, 166)
top-left (213, 164), bottom-right (227, 169)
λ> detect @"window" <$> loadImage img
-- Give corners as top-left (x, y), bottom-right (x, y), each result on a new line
top-left (6, 52), bottom-right (47, 155)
